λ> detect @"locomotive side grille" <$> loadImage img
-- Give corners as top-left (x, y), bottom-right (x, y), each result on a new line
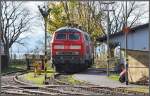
top-left (56, 51), bottom-right (79, 55)
top-left (54, 55), bottom-right (80, 62)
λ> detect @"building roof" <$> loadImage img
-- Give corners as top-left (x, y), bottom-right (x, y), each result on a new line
top-left (97, 23), bottom-right (149, 42)
top-left (55, 26), bottom-right (85, 33)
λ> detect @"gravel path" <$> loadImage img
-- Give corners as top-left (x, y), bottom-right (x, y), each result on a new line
top-left (74, 68), bottom-right (144, 88)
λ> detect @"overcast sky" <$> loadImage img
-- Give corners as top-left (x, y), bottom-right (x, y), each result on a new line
top-left (12, 1), bottom-right (45, 54)
top-left (11, 1), bottom-right (149, 54)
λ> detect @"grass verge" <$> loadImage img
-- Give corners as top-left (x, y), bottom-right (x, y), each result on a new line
top-left (22, 70), bottom-right (54, 85)
top-left (123, 86), bottom-right (149, 93)
top-left (2, 63), bottom-right (27, 73)
top-left (109, 74), bottom-right (148, 93)
top-left (108, 74), bottom-right (120, 81)
top-left (59, 75), bottom-right (87, 85)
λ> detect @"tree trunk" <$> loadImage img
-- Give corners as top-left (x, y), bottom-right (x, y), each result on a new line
top-left (3, 45), bottom-right (10, 69)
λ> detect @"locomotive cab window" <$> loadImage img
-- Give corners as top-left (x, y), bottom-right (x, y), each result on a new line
top-left (55, 33), bottom-right (66, 40)
top-left (69, 33), bottom-right (80, 40)
top-left (84, 34), bottom-right (90, 41)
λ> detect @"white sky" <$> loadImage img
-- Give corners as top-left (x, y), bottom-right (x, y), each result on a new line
top-left (11, 1), bottom-right (149, 54)
top-left (12, 1), bottom-right (45, 53)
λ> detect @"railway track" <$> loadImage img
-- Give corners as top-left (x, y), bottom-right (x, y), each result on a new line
top-left (49, 73), bottom-right (149, 96)
top-left (1, 71), bottom-right (67, 96)
top-left (1, 70), bottom-right (149, 96)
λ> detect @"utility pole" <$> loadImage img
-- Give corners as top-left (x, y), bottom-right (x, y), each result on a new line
top-left (0, 1), bottom-right (2, 94)
top-left (106, 4), bottom-right (110, 77)
top-left (125, 0), bottom-right (128, 85)
top-left (100, 1), bottom-right (114, 76)
top-left (45, 17), bottom-right (47, 57)
top-left (38, 5), bottom-right (51, 84)
top-left (148, 1), bottom-right (150, 96)
top-left (38, 6), bottom-right (48, 57)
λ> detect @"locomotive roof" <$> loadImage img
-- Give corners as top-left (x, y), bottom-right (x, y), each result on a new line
top-left (55, 27), bottom-right (85, 33)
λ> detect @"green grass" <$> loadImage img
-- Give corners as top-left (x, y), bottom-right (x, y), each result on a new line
top-left (23, 71), bottom-right (54, 85)
top-left (2, 62), bottom-right (54, 74)
top-left (126, 87), bottom-right (149, 93)
top-left (108, 74), bottom-right (120, 81)
top-left (2, 63), bottom-right (27, 73)
top-left (22, 65), bottom-right (55, 85)
top-left (66, 76), bottom-right (82, 85)
top-left (109, 74), bottom-right (148, 93)
top-left (10, 63), bottom-right (27, 69)
top-left (116, 87), bottom-right (149, 94)
top-left (23, 64), bottom-right (55, 85)
top-left (60, 75), bottom-right (86, 85)
top-left (2, 67), bottom-right (23, 73)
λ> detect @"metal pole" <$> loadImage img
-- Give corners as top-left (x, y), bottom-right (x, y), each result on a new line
top-left (44, 17), bottom-right (47, 56)
top-left (44, 15), bottom-right (47, 56)
top-left (38, 5), bottom-right (48, 84)
top-left (100, 1), bottom-right (114, 77)
top-left (119, 42), bottom-right (122, 63)
top-left (0, 1), bottom-right (2, 94)
top-left (125, 0), bottom-right (128, 85)
top-left (44, 16), bottom-right (48, 82)
top-left (148, 2), bottom-right (150, 96)
top-left (107, 4), bottom-right (110, 77)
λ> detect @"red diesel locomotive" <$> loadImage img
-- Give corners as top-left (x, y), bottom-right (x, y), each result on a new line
top-left (50, 27), bottom-right (94, 73)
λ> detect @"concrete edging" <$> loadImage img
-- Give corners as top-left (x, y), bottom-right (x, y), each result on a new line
top-left (13, 72), bottom-right (69, 87)
top-left (13, 74), bottom-right (36, 86)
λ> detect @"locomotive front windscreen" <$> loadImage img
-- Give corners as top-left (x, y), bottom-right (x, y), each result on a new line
top-left (55, 33), bottom-right (66, 40)
top-left (69, 33), bottom-right (80, 40)
top-left (55, 33), bottom-right (80, 40)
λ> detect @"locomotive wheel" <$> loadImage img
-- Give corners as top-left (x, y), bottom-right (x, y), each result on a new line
top-left (54, 64), bottom-right (63, 73)
top-left (78, 64), bottom-right (85, 72)
top-left (65, 64), bottom-right (75, 73)
top-left (85, 60), bottom-right (89, 68)
top-left (88, 59), bottom-right (93, 67)
top-left (80, 64), bottom-right (87, 71)
top-left (55, 67), bottom-right (61, 72)
top-left (63, 64), bottom-right (80, 73)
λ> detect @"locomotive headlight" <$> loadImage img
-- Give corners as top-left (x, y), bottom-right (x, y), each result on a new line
top-left (74, 51), bottom-right (80, 55)
top-left (54, 45), bottom-right (64, 49)
top-left (70, 45), bottom-right (81, 49)
top-left (56, 51), bottom-right (61, 55)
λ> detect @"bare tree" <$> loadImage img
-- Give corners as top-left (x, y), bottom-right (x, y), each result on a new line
top-left (99, 1), bottom-right (149, 34)
top-left (111, 1), bottom-right (148, 33)
top-left (1, 1), bottom-right (32, 68)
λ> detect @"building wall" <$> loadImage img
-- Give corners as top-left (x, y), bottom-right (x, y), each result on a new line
top-left (127, 28), bottom-right (149, 51)
top-left (113, 27), bottom-right (149, 83)
top-left (100, 24), bottom-right (149, 83)
top-left (111, 27), bottom-right (149, 51)
top-left (121, 49), bottom-right (149, 83)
